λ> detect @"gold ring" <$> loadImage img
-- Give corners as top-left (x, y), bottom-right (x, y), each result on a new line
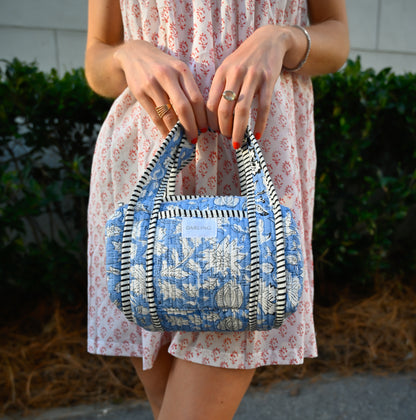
top-left (155, 103), bottom-right (172, 119)
top-left (222, 90), bottom-right (237, 101)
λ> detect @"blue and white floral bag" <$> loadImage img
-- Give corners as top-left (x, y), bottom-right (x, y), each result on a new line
top-left (105, 123), bottom-right (304, 332)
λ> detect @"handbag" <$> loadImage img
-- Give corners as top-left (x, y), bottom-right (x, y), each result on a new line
top-left (105, 122), bottom-right (304, 332)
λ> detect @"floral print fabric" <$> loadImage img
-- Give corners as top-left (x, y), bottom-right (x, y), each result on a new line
top-left (88, 0), bottom-right (317, 370)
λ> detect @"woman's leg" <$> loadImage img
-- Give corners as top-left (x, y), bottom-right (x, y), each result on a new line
top-left (158, 357), bottom-right (255, 420)
top-left (131, 344), bottom-right (174, 418)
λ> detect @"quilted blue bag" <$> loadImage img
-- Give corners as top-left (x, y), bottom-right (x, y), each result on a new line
top-left (105, 123), bottom-right (304, 332)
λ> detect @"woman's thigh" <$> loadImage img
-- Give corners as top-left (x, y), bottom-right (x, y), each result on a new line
top-left (131, 345), bottom-right (174, 418)
top-left (158, 357), bottom-right (255, 420)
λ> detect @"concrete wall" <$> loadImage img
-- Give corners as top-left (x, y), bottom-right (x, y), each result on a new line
top-left (0, 0), bottom-right (416, 74)
top-left (0, 0), bottom-right (88, 72)
top-left (348, 0), bottom-right (416, 73)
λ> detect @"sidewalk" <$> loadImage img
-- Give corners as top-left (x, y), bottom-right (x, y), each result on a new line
top-left (3, 372), bottom-right (415, 420)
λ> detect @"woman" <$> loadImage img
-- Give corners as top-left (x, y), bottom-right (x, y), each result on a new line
top-left (85, 1), bottom-right (349, 419)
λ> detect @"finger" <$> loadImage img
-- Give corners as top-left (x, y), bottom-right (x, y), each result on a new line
top-left (135, 71), bottom-right (179, 137)
top-left (233, 67), bottom-right (274, 148)
top-left (216, 64), bottom-right (245, 138)
top-left (179, 71), bottom-right (208, 135)
top-left (229, 64), bottom-right (263, 148)
top-left (217, 85), bottom-right (240, 139)
top-left (140, 93), bottom-right (173, 138)
top-left (158, 101), bottom-right (179, 133)
top-left (253, 79), bottom-right (274, 141)
top-left (231, 84), bottom-right (256, 149)
top-left (217, 71), bottom-right (243, 138)
top-left (206, 72), bottom-right (225, 134)
top-left (158, 62), bottom-right (200, 144)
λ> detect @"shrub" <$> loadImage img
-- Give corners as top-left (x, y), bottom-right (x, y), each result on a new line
top-left (313, 58), bottom-right (416, 296)
top-left (0, 59), bottom-right (110, 301)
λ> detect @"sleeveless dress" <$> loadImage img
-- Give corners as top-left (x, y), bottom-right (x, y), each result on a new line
top-left (88, 0), bottom-right (317, 370)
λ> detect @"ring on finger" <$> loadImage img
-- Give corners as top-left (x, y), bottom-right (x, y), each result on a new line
top-left (222, 90), bottom-right (237, 102)
top-left (155, 103), bottom-right (172, 119)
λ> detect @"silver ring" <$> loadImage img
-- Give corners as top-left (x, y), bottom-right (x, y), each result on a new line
top-left (222, 90), bottom-right (237, 101)
top-left (155, 103), bottom-right (172, 119)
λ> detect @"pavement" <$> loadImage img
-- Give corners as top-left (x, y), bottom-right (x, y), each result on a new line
top-left (2, 372), bottom-right (415, 420)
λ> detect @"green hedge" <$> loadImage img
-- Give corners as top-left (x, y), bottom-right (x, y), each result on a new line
top-left (0, 59), bottom-right (110, 300)
top-left (313, 58), bottom-right (416, 297)
top-left (0, 58), bottom-right (415, 302)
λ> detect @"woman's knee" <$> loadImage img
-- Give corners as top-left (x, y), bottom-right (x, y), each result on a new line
top-left (158, 358), bottom-right (255, 420)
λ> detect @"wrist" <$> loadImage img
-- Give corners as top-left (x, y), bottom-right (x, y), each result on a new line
top-left (113, 42), bottom-right (128, 70)
top-left (282, 25), bottom-right (311, 72)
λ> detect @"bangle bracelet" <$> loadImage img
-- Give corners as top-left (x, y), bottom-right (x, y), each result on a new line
top-left (282, 25), bottom-right (311, 72)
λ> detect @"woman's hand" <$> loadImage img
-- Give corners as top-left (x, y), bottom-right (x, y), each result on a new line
top-left (113, 40), bottom-right (207, 142)
top-left (85, 0), bottom-right (207, 142)
top-left (206, 0), bottom-right (349, 149)
top-left (206, 25), bottom-right (293, 149)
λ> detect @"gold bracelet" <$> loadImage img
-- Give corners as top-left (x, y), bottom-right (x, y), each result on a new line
top-left (282, 25), bottom-right (311, 72)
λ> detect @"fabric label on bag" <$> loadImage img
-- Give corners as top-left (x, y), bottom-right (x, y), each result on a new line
top-left (182, 218), bottom-right (217, 238)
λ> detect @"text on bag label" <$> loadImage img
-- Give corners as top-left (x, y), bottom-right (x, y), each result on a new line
top-left (182, 218), bottom-right (218, 238)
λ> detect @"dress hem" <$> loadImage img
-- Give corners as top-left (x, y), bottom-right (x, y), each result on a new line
top-left (88, 338), bottom-right (318, 371)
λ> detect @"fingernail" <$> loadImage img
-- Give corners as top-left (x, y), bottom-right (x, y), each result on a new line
top-left (191, 137), bottom-right (198, 144)
top-left (200, 127), bottom-right (208, 133)
top-left (233, 141), bottom-right (240, 150)
top-left (255, 132), bottom-right (262, 140)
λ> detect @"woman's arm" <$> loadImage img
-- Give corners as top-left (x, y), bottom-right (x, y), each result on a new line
top-left (84, 0), bottom-right (126, 98)
top-left (207, 0), bottom-right (349, 147)
top-left (85, 0), bottom-right (207, 141)
top-left (283, 0), bottom-right (350, 76)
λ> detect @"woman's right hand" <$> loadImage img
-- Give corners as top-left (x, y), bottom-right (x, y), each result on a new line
top-left (113, 40), bottom-right (207, 142)
top-left (85, 0), bottom-right (206, 142)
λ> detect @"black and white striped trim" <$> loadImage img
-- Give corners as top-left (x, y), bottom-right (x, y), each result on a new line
top-left (247, 130), bottom-right (287, 328)
top-left (236, 146), bottom-right (248, 197)
top-left (144, 136), bottom-right (190, 331)
top-left (164, 194), bottom-right (217, 201)
top-left (237, 141), bottom-right (261, 331)
top-left (158, 209), bottom-right (246, 219)
top-left (144, 177), bottom-right (170, 331)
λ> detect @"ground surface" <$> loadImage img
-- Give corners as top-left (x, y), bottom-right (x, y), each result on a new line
top-left (1, 281), bottom-right (415, 417)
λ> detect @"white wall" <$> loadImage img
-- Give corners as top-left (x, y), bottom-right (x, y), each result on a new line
top-left (0, 0), bottom-right (88, 72)
top-left (0, 0), bottom-right (416, 74)
top-left (347, 0), bottom-right (416, 73)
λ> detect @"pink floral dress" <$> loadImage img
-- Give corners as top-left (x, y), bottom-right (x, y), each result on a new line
top-left (88, 0), bottom-right (317, 370)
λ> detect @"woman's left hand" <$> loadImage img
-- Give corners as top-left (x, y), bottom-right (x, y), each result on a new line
top-left (206, 25), bottom-right (292, 149)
